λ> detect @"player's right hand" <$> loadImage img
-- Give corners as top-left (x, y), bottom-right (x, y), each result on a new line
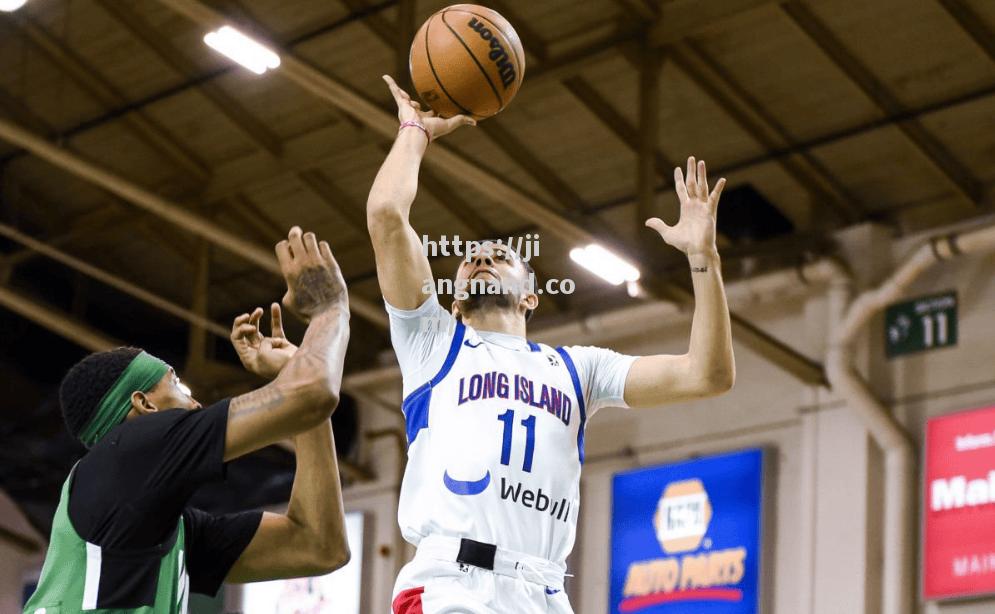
top-left (383, 74), bottom-right (476, 141)
top-left (231, 303), bottom-right (298, 379)
top-left (275, 226), bottom-right (348, 322)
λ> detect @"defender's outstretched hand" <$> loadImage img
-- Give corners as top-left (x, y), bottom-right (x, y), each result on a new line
top-left (646, 156), bottom-right (726, 256)
top-left (231, 303), bottom-right (299, 379)
top-left (276, 226), bottom-right (348, 322)
top-left (383, 74), bottom-right (476, 141)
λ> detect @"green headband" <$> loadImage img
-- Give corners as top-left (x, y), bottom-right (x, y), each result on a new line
top-left (79, 351), bottom-right (170, 448)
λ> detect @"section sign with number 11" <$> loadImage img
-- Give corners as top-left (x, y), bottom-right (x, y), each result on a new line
top-left (885, 290), bottom-right (958, 358)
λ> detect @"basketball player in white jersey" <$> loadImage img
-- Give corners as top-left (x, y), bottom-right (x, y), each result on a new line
top-left (369, 75), bottom-right (736, 614)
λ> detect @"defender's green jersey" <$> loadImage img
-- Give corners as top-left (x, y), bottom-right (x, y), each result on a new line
top-left (23, 469), bottom-right (189, 614)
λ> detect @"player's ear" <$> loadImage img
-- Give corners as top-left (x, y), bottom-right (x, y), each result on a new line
top-left (521, 291), bottom-right (538, 313)
top-left (129, 391), bottom-right (159, 416)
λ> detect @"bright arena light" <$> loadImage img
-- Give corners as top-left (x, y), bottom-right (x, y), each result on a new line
top-left (203, 26), bottom-right (280, 75)
top-left (0, 0), bottom-right (28, 13)
top-left (570, 244), bottom-right (641, 286)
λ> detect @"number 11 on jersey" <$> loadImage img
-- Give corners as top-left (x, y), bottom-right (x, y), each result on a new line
top-left (498, 409), bottom-right (536, 472)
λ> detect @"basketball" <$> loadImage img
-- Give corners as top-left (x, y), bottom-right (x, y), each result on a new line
top-left (409, 4), bottom-right (526, 120)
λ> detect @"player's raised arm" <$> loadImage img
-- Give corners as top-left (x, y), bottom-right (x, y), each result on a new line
top-left (624, 157), bottom-right (736, 408)
top-left (224, 226), bottom-right (350, 460)
top-left (367, 75), bottom-right (475, 309)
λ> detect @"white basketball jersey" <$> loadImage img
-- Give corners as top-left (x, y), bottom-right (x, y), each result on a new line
top-left (397, 320), bottom-right (588, 565)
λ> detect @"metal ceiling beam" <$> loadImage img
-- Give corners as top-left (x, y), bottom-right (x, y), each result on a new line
top-left (0, 284), bottom-right (120, 352)
top-left (613, 6), bottom-right (863, 229)
top-left (562, 77), bottom-right (676, 180)
top-left (936, 0), bottom-right (995, 63)
top-left (648, 0), bottom-right (776, 47)
top-left (781, 2), bottom-right (983, 208)
top-left (613, 0), bottom-right (660, 21)
top-left (96, 1), bottom-right (379, 233)
top-left (161, 0), bottom-right (595, 244)
top-left (678, 42), bottom-right (865, 223)
top-left (478, 122), bottom-right (588, 215)
top-left (296, 170), bottom-right (369, 233)
top-left (0, 14), bottom-right (209, 183)
top-left (161, 0), bottom-right (826, 386)
top-left (93, 0), bottom-right (284, 158)
top-left (0, 84), bottom-right (52, 137)
top-left (0, 117), bottom-right (388, 328)
top-left (0, 222), bottom-right (230, 338)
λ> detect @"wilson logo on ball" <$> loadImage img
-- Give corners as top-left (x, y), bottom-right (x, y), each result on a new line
top-left (467, 17), bottom-right (516, 88)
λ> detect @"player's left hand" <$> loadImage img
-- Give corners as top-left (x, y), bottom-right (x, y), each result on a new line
top-left (646, 156), bottom-right (726, 256)
top-left (231, 303), bottom-right (298, 379)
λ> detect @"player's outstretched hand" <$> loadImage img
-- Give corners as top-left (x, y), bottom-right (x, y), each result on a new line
top-left (275, 226), bottom-right (349, 322)
top-left (383, 74), bottom-right (476, 141)
top-left (231, 303), bottom-right (299, 379)
top-left (646, 156), bottom-right (726, 256)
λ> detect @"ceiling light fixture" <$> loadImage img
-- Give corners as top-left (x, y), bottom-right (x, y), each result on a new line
top-left (569, 244), bottom-right (641, 286)
top-left (203, 26), bottom-right (280, 75)
top-left (0, 0), bottom-right (29, 13)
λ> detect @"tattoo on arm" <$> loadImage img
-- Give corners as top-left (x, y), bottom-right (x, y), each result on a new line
top-left (230, 385), bottom-right (286, 419)
top-left (290, 269), bottom-right (345, 316)
top-left (691, 266), bottom-right (709, 273)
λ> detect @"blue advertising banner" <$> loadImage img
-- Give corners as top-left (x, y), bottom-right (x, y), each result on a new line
top-left (609, 448), bottom-right (764, 614)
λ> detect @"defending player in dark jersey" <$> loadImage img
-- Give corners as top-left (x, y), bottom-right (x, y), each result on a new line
top-left (24, 227), bottom-right (352, 614)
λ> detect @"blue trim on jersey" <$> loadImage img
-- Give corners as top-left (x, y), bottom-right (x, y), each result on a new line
top-left (527, 341), bottom-right (541, 352)
top-left (401, 321), bottom-right (467, 446)
top-left (555, 347), bottom-right (587, 464)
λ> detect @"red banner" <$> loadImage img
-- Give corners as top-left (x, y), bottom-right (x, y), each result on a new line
top-left (924, 405), bottom-right (995, 600)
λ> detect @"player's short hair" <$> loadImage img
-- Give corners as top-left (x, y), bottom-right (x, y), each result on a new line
top-left (59, 346), bottom-right (144, 443)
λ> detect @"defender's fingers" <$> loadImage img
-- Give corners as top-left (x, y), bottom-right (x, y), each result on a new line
top-left (248, 307), bottom-right (263, 330)
top-left (270, 303), bottom-right (286, 339)
top-left (275, 240), bottom-right (292, 269)
top-left (319, 240), bottom-right (334, 263)
top-left (232, 323), bottom-right (258, 339)
top-left (303, 231), bottom-right (320, 257)
top-left (287, 226), bottom-right (305, 259)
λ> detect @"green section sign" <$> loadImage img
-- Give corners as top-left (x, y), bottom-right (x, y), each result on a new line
top-left (885, 291), bottom-right (957, 358)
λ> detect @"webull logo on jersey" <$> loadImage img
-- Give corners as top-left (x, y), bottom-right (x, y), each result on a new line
top-left (620, 480), bottom-right (748, 610)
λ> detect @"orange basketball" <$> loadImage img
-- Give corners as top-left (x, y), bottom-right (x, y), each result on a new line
top-left (409, 4), bottom-right (526, 120)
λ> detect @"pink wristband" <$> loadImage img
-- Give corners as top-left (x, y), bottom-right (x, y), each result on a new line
top-left (399, 120), bottom-right (431, 144)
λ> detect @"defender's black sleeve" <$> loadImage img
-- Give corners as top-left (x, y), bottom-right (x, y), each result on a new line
top-left (183, 507), bottom-right (263, 595)
top-left (70, 399), bottom-right (237, 549)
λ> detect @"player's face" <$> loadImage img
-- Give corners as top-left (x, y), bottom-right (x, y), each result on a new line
top-left (456, 242), bottom-right (520, 286)
top-left (454, 242), bottom-right (534, 318)
top-left (146, 367), bottom-right (202, 411)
